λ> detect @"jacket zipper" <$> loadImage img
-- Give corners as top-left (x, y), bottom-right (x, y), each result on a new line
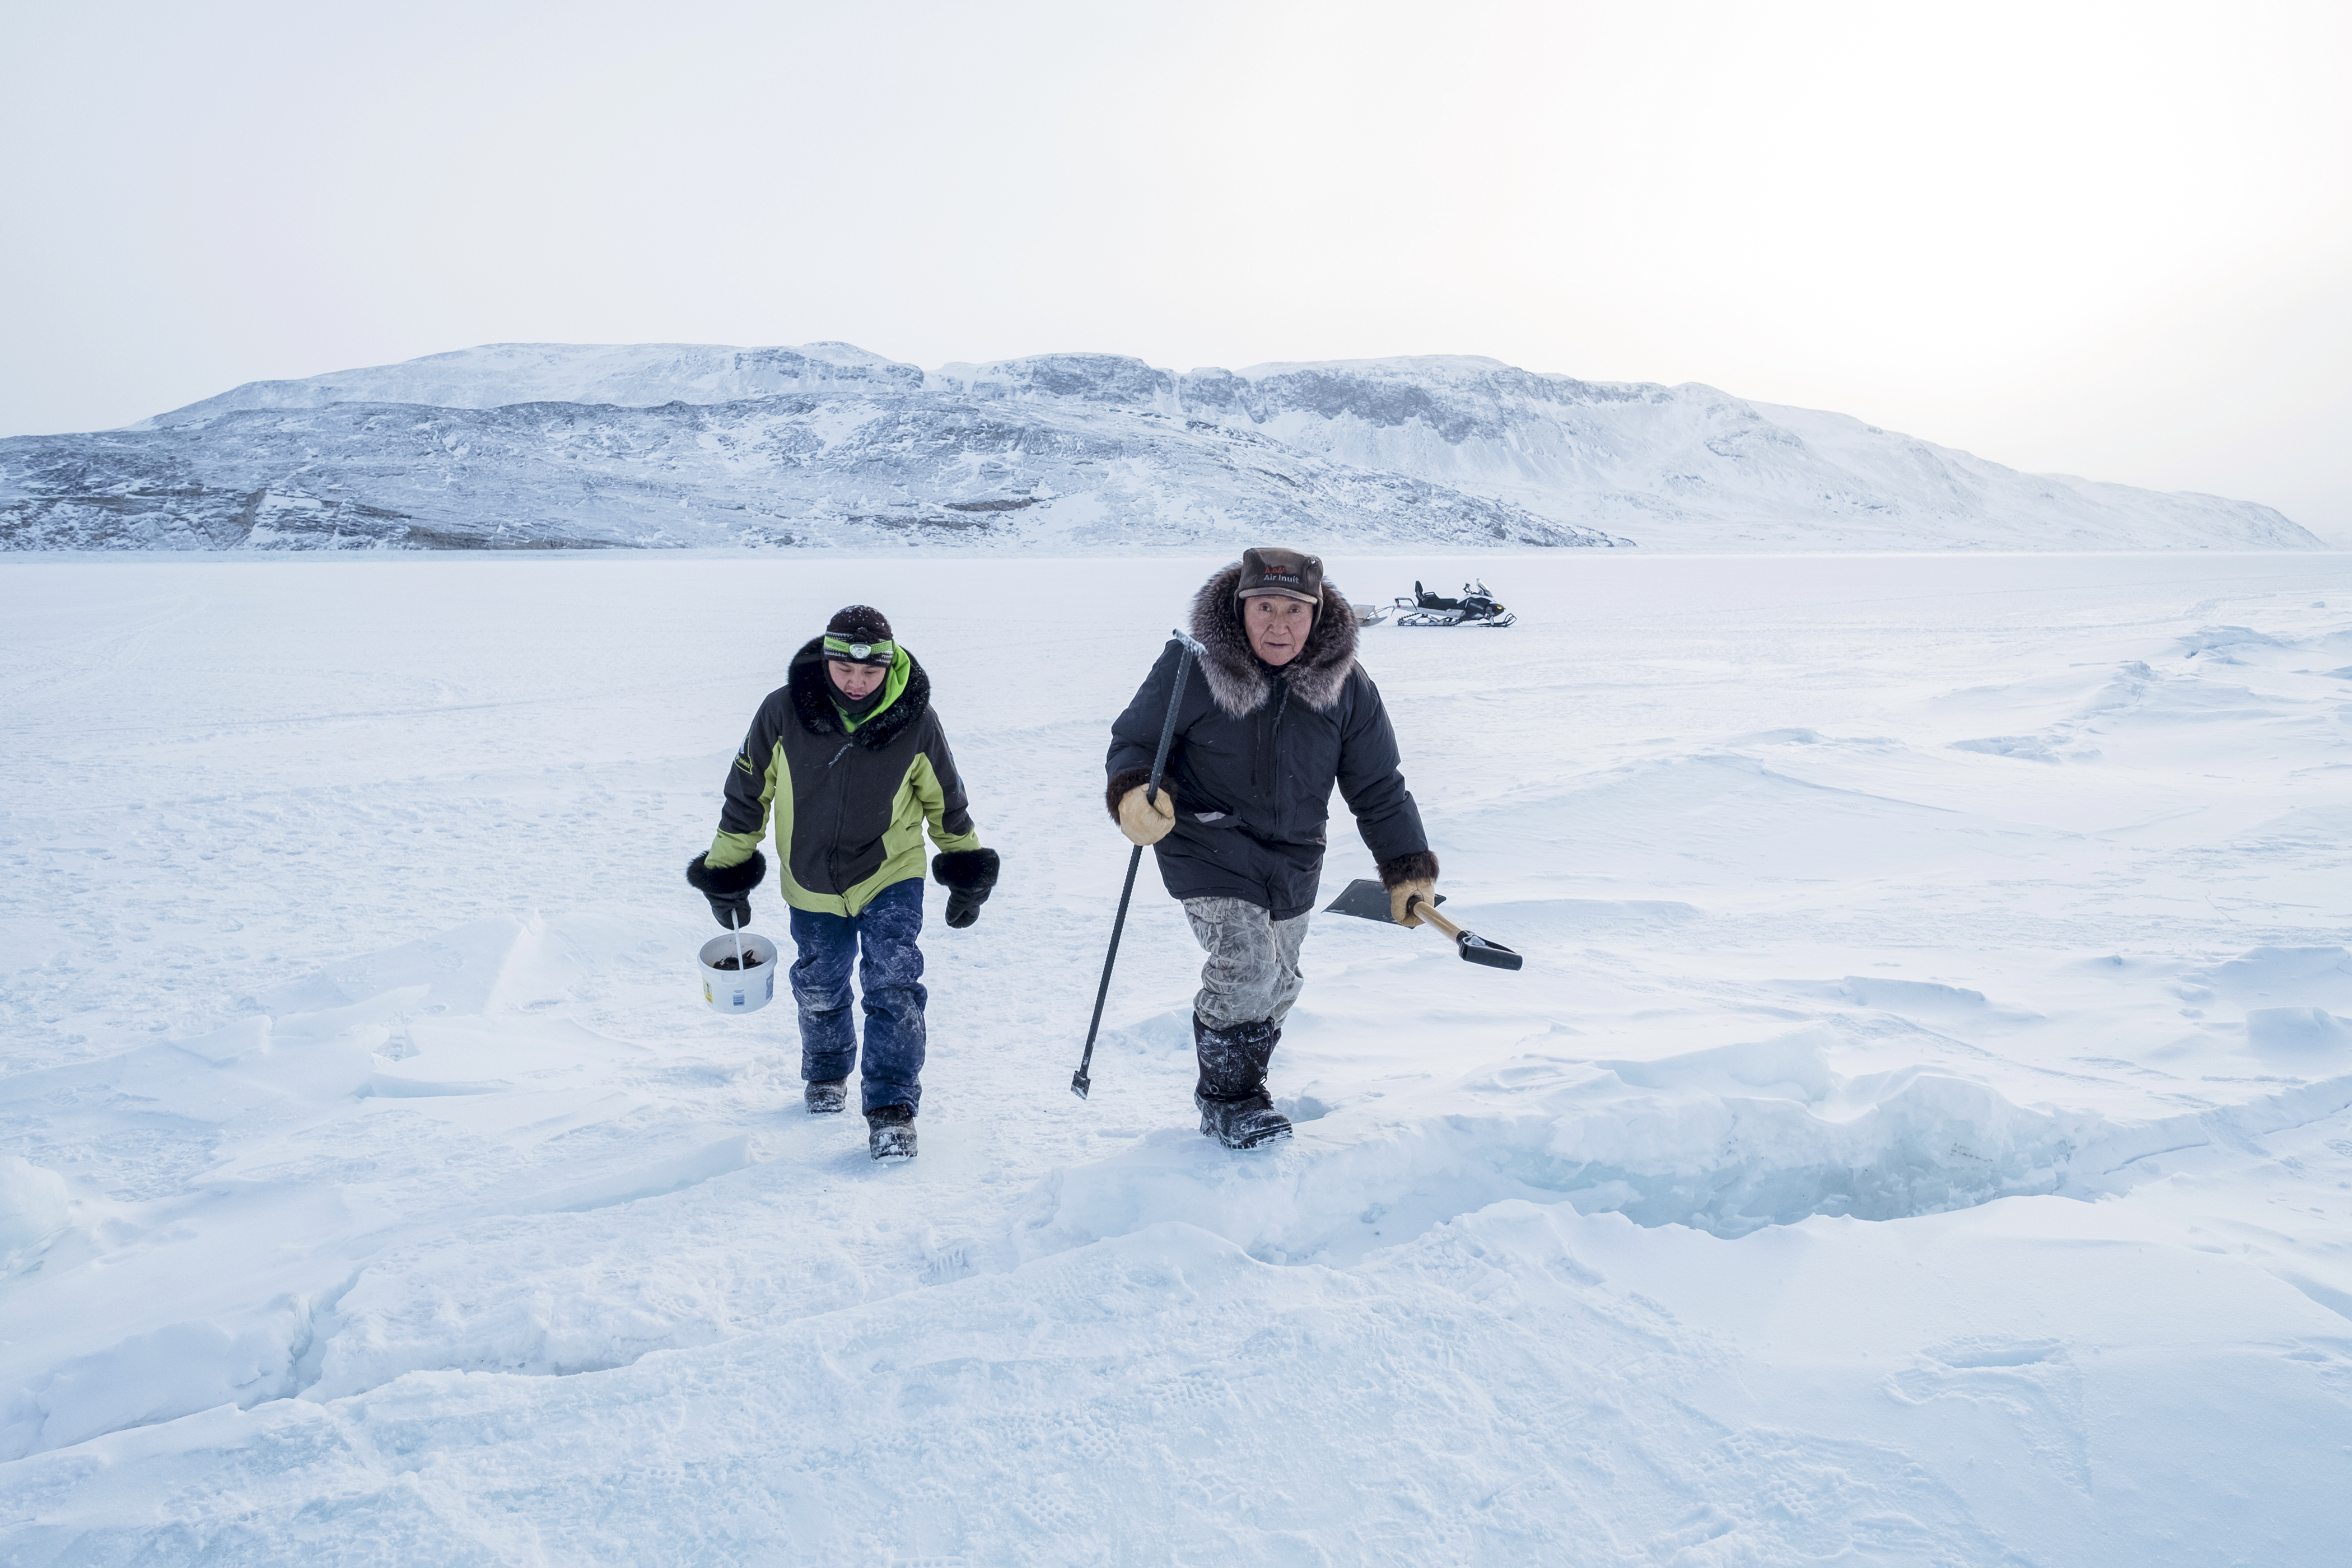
top-left (825, 741), bottom-right (853, 893)
top-left (1264, 682), bottom-right (1290, 838)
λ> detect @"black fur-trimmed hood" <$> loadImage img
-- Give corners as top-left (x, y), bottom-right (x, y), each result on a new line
top-left (787, 636), bottom-right (932, 749)
top-left (1188, 563), bottom-right (1359, 716)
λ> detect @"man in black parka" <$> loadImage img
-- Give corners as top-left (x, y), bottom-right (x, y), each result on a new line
top-left (1105, 548), bottom-right (1439, 1148)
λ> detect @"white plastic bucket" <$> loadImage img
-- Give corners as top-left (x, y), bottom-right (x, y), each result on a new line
top-left (697, 931), bottom-right (779, 1015)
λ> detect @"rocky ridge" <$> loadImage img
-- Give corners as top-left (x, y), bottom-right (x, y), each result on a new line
top-left (0, 344), bottom-right (2316, 552)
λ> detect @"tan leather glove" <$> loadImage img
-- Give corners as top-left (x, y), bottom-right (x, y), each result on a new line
top-left (1388, 877), bottom-right (1438, 927)
top-left (1117, 782), bottom-right (1178, 846)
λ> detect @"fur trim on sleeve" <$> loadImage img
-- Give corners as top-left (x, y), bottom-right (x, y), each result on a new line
top-left (688, 849), bottom-right (767, 895)
top-left (1376, 849), bottom-right (1440, 888)
top-left (930, 847), bottom-right (1001, 892)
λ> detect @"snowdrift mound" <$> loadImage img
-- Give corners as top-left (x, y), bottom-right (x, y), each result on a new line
top-left (1464, 750), bottom-right (2079, 893)
top-left (1, 343), bottom-right (2314, 551)
top-left (1018, 1031), bottom-right (2352, 1266)
top-left (2194, 946), bottom-right (2352, 1010)
top-left (0, 914), bottom-right (780, 1459)
top-left (0, 1157), bottom-right (70, 1269)
top-left (24, 901), bottom-right (2347, 1463)
top-left (2245, 1007), bottom-right (2352, 1064)
top-left (0, 1209), bottom-right (2040, 1567)
top-left (1939, 631), bottom-right (2352, 776)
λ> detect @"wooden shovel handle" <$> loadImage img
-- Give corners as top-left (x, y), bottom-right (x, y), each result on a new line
top-left (1406, 894), bottom-right (1464, 939)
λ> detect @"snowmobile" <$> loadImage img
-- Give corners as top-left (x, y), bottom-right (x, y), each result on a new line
top-left (1392, 578), bottom-right (1516, 628)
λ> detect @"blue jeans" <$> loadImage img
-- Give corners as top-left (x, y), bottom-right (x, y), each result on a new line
top-left (787, 878), bottom-right (927, 1113)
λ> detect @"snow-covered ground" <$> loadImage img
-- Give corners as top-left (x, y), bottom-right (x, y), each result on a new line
top-left (4, 550), bottom-right (2351, 1564)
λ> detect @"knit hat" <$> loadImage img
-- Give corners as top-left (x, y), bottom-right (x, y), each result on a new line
top-left (823, 605), bottom-right (896, 667)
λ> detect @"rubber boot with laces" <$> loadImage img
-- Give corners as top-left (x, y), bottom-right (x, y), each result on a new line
top-left (1192, 1015), bottom-right (1291, 1150)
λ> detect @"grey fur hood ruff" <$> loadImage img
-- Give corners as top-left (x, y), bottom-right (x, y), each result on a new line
top-left (1188, 563), bottom-right (1358, 716)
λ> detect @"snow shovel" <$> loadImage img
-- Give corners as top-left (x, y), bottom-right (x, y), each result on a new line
top-left (1323, 879), bottom-right (1524, 970)
top-left (1071, 628), bottom-right (1206, 1100)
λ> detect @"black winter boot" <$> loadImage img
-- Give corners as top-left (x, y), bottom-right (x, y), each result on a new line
top-left (805, 1078), bottom-right (848, 1114)
top-left (1192, 1015), bottom-right (1292, 1150)
top-left (866, 1104), bottom-right (917, 1160)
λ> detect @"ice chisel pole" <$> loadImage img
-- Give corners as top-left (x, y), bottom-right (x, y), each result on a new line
top-left (1072, 631), bottom-right (1198, 1099)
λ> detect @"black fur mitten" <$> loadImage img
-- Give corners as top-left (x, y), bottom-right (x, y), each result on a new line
top-left (687, 850), bottom-right (766, 930)
top-left (931, 848), bottom-right (1001, 929)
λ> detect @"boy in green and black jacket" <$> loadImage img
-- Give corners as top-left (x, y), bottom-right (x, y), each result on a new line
top-left (687, 605), bottom-right (998, 1160)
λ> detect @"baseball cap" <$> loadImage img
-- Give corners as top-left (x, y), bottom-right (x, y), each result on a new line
top-left (1235, 547), bottom-right (1323, 605)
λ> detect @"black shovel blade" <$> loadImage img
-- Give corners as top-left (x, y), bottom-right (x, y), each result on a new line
top-left (1456, 933), bottom-right (1524, 971)
top-left (1323, 878), bottom-right (1444, 923)
top-left (1325, 878), bottom-right (1520, 969)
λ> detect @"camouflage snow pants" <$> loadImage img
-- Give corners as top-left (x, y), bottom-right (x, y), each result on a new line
top-left (1182, 896), bottom-right (1310, 1029)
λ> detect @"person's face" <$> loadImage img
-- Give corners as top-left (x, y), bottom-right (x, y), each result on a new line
top-left (829, 659), bottom-right (886, 699)
top-left (1243, 594), bottom-right (1316, 666)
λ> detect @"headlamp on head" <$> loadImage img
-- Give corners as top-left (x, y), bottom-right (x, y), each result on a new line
top-left (823, 635), bottom-right (896, 668)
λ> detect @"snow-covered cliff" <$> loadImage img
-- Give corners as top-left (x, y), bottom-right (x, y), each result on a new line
top-left (0, 343), bottom-right (2316, 551)
top-left (133, 342), bottom-right (926, 426)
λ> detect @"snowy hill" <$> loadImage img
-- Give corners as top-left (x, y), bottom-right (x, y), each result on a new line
top-left (133, 340), bottom-right (925, 426)
top-left (0, 393), bottom-right (1606, 553)
top-left (0, 343), bottom-right (2317, 551)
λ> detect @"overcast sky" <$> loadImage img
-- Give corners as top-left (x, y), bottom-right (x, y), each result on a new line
top-left (6, 0), bottom-right (2346, 531)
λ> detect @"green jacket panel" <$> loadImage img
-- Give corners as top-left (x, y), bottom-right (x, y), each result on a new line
top-left (706, 639), bottom-right (980, 918)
